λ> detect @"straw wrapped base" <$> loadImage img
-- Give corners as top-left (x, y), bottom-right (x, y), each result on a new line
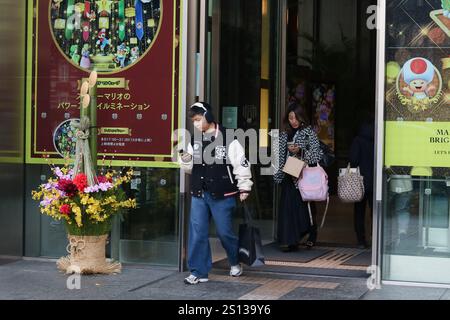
top-left (57, 234), bottom-right (121, 275)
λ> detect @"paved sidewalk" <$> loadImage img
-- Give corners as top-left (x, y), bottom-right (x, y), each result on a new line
top-left (0, 259), bottom-right (448, 300)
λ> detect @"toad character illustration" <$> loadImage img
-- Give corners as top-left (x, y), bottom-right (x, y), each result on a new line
top-left (129, 47), bottom-right (140, 64)
top-left (401, 57), bottom-right (437, 100)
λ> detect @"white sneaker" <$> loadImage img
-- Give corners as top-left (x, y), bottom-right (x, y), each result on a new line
top-left (230, 264), bottom-right (243, 277)
top-left (184, 274), bottom-right (209, 285)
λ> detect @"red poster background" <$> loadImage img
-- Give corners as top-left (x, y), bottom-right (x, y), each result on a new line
top-left (29, 0), bottom-right (180, 165)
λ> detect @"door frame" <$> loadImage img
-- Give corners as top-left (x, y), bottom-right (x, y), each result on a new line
top-left (189, 1), bottom-right (385, 285)
top-left (373, 0), bottom-right (386, 287)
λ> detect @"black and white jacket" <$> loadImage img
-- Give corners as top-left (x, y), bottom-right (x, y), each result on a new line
top-left (179, 125), bottom-right (253, 199)
top-left (274, 126), bottom-right (323, 184)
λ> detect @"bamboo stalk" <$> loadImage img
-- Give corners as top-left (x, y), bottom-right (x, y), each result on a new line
top-left (90, 83), bottom-right (98, 172)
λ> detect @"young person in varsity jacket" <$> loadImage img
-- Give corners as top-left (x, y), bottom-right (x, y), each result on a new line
top-left (179, 102), bottom-right (253, 285)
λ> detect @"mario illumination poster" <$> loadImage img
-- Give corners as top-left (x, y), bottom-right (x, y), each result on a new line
top-left (385, 0), bottom-right (450, 174)
top-left (26, 0), bottom-right (183, 167)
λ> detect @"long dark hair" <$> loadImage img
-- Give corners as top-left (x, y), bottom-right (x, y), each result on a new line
top-left (283, 103), bottom-right (310, 136)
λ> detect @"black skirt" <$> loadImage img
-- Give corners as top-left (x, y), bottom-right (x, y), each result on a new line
top-left (277, 176), bottom-right (311, 246)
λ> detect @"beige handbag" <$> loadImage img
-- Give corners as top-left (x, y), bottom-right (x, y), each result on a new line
top-left (338, 163), bottom-right (365, 203)
top-left (282, 156), bottom-right (305, 178)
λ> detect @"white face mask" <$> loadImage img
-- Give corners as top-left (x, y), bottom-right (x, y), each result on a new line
top-left (193, 117), bottom-right (205, 131)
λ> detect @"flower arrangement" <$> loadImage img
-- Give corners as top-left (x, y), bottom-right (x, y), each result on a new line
top-left (32, 165), bottom-right (136, 236)
top-left (30, 70), bottom-right (136, 274)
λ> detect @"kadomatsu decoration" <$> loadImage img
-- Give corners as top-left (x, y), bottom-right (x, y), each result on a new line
top-left (32, 71), bottom-right (136, 274)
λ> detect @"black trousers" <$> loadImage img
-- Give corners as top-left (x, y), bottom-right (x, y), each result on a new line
top-left (303, 202), bottom-right (318, 243)
top-left (354, 192), bottom-right (373, 244)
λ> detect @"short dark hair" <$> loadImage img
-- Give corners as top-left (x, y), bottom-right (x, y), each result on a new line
top-left (188, 106), bottom-right (206, 118)
top-left (188, 102), bottom-right (213, 120)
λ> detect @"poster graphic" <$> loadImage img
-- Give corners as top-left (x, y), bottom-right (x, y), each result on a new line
top-left (385, 0), bottom-right (450, 173)
top-left (50, 0), bottom-right (161, 73)
top-left (312, 83), bottom-right (335, 152)
top-left (27, 0), bottom-right (183, 167)
top-left (396, 57), bottom-right (443, 112)
top-left (430, 1), bottom-right (450, 37)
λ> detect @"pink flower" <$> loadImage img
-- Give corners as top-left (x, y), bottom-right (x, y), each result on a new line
top-left (97, 175), bottom-right (113, 183)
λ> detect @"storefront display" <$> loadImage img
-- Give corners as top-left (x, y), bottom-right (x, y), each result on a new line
top-left (27, 0), bottom-right (183, 167)
top-left (383, 0), bottom-right (450, 285)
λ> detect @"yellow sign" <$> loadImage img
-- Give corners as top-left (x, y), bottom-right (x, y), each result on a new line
top-left (125, 7), bottom-right (136, 18)
top-left (99, 128), bottom-right (131, 135)
top-left (385, 121), bottom-right (450, 167)
top-left (80, 78), bottom-right (130, 90)
top-left (99, 17), bottom-right (109, 29)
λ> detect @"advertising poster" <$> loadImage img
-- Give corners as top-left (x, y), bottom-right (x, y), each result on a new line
top-left (311, 83), bottom-right (335, 152)
top-left (26, 0), bottom-right (183, 167)
top-left (385, 0), bottom-right (450, 175)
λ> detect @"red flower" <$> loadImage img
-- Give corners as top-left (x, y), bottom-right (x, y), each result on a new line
top-left (73, 174), bottom-right (88, 192)
top-left (57, 179), bottom-right (78, 197)
top-left (59, 204), bottom-right (71, 215)
top-left (97, 175), bottom-right (112, 183)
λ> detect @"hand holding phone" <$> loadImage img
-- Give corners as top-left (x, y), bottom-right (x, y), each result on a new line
top-left (287, 142), bottom-right (300, 154)
top-left (179, 149), bottom-right (193, 162)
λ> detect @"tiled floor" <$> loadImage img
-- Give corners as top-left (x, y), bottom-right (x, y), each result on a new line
top-left (265, 246), bottom-right (371, 271)
top-left (1, 259), bottom-right (448, 300)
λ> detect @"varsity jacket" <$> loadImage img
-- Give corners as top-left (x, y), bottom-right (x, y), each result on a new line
top-left (179, 124), bottom-right (253, 199)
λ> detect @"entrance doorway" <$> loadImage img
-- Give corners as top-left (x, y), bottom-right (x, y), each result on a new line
top-left (202, 0), bottom-right (377, 276)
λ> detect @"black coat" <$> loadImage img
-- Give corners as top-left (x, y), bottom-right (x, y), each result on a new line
top-left (350, 123), bottom-right (375, 193)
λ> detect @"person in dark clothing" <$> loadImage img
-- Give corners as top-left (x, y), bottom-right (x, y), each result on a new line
top-left (349, 117), bottom-right (375, 248)
top-left (274, 104), bottom-right (323, 251)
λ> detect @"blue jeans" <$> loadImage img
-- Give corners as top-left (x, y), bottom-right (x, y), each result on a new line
top-left (188, 192), bottom-right (238, 278)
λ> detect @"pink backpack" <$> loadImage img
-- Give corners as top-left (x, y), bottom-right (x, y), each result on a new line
top-left (297, 164), bottom-right (329, 228)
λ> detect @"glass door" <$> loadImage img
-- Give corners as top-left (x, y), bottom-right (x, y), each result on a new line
top-left (203, 0), bottom-right (283, 243)
top-left (381, 0), bottom-right (450, 285)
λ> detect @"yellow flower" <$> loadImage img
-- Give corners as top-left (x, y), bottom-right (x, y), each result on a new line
top-left (80, 194), bottom-right (90, 205)
top-left (32, 190), bottom-right (43, 200)
top-left (72, 204), bottom-right (83, 227)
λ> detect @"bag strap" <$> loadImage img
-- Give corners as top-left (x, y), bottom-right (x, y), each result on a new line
top-left (320, 196), bottom-right (329, 228)
top-left (243, 201), bottom-right (253, 224)
top-left (307, 196), bottom-right (329, 228)
top-left (307, 202), bottom-right (314, 226)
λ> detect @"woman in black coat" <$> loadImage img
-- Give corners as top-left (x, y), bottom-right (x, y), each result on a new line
top-left (274, 104), bottom-right (323, 251)
top-left (350, 118), bottom-right (375, 248)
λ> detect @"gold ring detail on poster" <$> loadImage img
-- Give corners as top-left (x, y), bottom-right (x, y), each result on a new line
top-left (395, 65), bottom-right (443, 113)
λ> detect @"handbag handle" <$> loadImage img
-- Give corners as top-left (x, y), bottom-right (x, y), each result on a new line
top-left (346, 163), bottom-right (361, 175)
